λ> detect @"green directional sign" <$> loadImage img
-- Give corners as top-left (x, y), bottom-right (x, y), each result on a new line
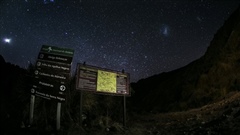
top-left (40, 45), bottom-right (74, 57)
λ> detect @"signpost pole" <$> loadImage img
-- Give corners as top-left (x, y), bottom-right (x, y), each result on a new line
top-left (56, 102), bottom-right (61, 131)
top-left (123, 94), bottom-right (126, 128)
top-left (79, 91), bottom-right (83, 127)
top-left (122, 69), bottom-right (126, 128)
top-left (29, 95), bottom-right (35, 126)
top-left (79, 62), bottom-right (85, 127)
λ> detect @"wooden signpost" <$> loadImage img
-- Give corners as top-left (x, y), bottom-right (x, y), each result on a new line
top-left (75, 63), bottom-right (130, 128)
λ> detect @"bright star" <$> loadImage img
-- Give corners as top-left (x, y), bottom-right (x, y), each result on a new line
top-left (4, 38), bottom-right (11, 43)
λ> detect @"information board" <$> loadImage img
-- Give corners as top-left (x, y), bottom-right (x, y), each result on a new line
top-left (76, 63), bottom-right (130, 96)
top-left (31, 45), bottom-right (74, 102)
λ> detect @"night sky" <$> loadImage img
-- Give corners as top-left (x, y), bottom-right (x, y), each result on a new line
top-left (1, 0), bottom-right (240, 82)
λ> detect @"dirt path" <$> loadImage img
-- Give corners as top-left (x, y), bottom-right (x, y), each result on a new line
top-left (127, 91), bottom-right (240, 135)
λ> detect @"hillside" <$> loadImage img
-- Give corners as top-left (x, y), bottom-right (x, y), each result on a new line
top-left (131, 5), bottom-right (240, 112)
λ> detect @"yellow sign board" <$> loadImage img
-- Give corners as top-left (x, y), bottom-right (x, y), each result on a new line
top-left (97, 70), bottom-right (117, 93)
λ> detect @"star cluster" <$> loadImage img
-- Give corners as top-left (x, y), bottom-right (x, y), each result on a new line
top-left (0, 0), bottom-right (240, 82)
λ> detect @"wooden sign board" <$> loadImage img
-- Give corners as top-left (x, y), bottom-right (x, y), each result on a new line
top-left (76, 63), bottom-right (130, 96)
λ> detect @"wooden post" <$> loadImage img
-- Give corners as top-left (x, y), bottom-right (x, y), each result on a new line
top-left (123, 95), bottom-right (126, 127)
top-left (56, 102), bottom-right (61, 130)
top-left (29, 95), bottom-right (35, 126)
top-left (122, 69), bottom-right (126, 128)
top-left (79, 91), bottom-right (83, 127)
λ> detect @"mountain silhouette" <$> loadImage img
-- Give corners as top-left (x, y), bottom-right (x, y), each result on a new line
top-left (0, 55), bottom-right (5, 64)
top-left (131, 5), bottom-right (240, 112)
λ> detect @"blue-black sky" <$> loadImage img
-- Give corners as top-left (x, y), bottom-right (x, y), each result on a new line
top-left (0, 0), bottom-right (240, 82)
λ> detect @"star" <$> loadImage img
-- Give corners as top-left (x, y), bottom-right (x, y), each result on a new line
top-left (160, 24), bottom-right (170, 37)
top-left (163, 27), bottom-right (168, 35)
top-left (3, 38), bottom-right (11, 43)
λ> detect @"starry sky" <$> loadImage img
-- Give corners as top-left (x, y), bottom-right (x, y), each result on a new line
top-left (0, 0), bottom-right (240, 82)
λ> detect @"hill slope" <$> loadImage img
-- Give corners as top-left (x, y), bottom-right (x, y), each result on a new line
top-left (131, 5), bottom-right (240, 112)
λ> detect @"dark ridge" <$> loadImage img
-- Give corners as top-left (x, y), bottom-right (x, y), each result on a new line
top-left (131, 5), bottom-right (240, 112)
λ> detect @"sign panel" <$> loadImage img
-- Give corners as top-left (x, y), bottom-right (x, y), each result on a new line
top-left (34, 69), bottom-right (69, 81)
top-left (76, 63), bottom-right (130, 96)
top-left (31, 84), bottom-right (66, 102)
top-left (32, 45), bottom-right (74, 102)
top-left (40, 45), bottom-right (74, 57)
top-left (36, 60), bottom-right (71, 73)
top-left (38, 53), bottom-right (73, 64)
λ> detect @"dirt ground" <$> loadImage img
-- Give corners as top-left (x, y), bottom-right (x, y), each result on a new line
top-left (126, 91), bottom-right (240, 135)
top-left (12, 91), bottom-right (240, 135)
